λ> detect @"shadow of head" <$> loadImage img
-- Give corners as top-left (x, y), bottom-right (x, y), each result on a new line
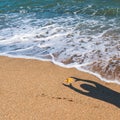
top-left (80, 84), bottom-right (96, 92)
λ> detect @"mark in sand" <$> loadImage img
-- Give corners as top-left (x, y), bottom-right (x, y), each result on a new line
top-left (40, 93), bottom-right (74, 102)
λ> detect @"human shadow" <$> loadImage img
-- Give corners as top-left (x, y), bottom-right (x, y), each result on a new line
top-left (63, 77), bottom-right (120, 108)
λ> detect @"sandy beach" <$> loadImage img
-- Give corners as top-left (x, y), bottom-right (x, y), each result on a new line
top-left (0, 56), bottom-right (120, 120)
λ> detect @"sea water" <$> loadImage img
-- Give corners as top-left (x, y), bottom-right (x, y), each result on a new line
top-left (0, 0), bottom-right (120, 84)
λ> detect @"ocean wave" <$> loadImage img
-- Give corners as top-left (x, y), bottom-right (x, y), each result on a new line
top-left (0, 0), bottom-right (120, 84)
top-left (0, 14), bottom-right (120, 84)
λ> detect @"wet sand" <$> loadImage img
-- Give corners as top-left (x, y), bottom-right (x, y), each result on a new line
top-left (0, 56), bottom-right (120, 120)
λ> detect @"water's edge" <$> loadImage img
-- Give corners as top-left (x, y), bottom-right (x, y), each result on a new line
top-left (1, 54), bottom-right (120, 85)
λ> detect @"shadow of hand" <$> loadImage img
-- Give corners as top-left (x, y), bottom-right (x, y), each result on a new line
top-left (63, 77), bottom-right (120, 108)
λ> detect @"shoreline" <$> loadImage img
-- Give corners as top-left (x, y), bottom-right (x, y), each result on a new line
top-left (1, 54), bottom-right (120, 85)
top-left (0, 56), bottom-right (120, 120)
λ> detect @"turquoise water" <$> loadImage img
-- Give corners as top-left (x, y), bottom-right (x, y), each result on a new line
top-left (0, 0), bottom-right (120, 19)
top-left (0, 0), bottom-right (120, 84)
top-left (0, 0), bottom-right (120, 15)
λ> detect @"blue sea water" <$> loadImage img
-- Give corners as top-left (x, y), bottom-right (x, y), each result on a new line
top-left (0, 0), bottom-right (120, 84)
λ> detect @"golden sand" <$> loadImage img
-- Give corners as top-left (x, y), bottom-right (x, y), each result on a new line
top-left (0, 56), bottom-right (120, 120)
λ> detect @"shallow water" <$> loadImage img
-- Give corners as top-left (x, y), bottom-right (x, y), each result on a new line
top-left (0, 0), bottom-right (120, 84)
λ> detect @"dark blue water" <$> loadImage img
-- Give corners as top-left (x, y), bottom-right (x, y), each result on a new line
top-left (0, 0), bottom-right (120, 84)
top-left (1, 0), bottom-right (120, 16)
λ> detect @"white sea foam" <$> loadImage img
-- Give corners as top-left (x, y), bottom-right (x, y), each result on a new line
top-left (0, 14), bottom-right (120, 84)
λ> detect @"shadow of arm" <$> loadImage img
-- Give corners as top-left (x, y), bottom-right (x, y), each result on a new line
top-left (63, 83), bottom-right (87, 95)
top-left (71, 77), bottom-right (97, 84)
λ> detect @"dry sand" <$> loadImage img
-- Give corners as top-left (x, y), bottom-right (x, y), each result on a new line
top-left (0, 56), bottom-right (120, 120)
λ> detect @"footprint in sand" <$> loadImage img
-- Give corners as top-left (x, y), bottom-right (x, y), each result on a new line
top-left (41, 93), bottom-right (74, 102)
top-left (56, 97), bottom-right (73, 102)
top-left (40, 93), bottom-right (74, 102)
